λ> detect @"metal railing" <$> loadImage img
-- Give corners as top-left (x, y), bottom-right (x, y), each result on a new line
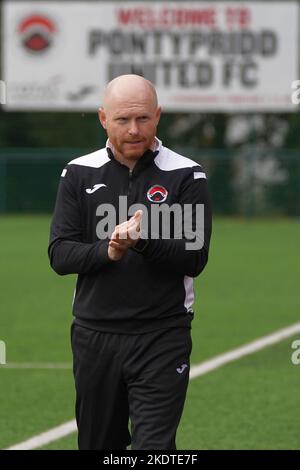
top-left (0, 147), bottom-right (299, 216)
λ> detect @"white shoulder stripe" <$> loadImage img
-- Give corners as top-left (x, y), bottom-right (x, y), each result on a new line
top-left (68, 148), bottom-right (110, 168)
top-left (154, 146), bottom-right (201, 171)
top-left (194, 172), bottom-right (206, 179)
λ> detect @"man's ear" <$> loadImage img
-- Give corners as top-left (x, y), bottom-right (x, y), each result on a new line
top-left (98, 107), bottom-right (107, 129)
top-left (156, 106), bottom-right (162, 124)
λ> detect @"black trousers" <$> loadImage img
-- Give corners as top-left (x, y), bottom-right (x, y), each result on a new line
top-left (71, 323), bottom-right (192, 450)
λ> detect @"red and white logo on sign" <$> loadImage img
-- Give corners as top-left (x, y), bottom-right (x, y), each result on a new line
top-left (18, 14), bottom-right (56, 53)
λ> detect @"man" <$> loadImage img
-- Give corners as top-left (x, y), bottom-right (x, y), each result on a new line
top-left (48, 74), bottom-right (212, 450)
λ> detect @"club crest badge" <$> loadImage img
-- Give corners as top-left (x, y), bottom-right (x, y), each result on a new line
top-left (147, 185), bottom-right (168, 203)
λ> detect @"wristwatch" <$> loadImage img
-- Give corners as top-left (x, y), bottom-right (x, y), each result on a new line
top-left (132, 238), bottom-right (149, 253)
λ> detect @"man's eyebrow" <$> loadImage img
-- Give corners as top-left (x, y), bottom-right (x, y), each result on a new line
top-left (114, 112), bottom-right (151, 118)
top-left (113, 114), bottom-right (128, 119)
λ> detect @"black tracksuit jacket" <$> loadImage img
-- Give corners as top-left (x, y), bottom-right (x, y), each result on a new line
top-left (48, 139), bottom-right (212, 334)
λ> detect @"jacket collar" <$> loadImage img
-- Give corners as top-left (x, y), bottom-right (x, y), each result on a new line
top-left (106, 138), bottom-right (161, 175)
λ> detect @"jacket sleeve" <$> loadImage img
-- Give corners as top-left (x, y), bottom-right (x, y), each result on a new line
top-left (135, 167), bottom-right (212, 277)
top-left (48, 166), bottom-right (111, 275)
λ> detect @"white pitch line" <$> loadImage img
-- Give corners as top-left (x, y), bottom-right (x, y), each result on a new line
top-left (5, 321), bottom-right (300, 450)
top-left (1, 363), bottom-right (72, 369)
top-left (189, 321), bottom-right (300, 378)
top-left (6, 420), bottom-right (77, 451)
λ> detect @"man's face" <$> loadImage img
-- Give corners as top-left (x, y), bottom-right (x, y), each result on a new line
top-left (99, 96), bottom-right (161, 160)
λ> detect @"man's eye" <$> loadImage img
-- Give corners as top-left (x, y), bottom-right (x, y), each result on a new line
top-left (117, 118), bottom-right (127, 123)
top-left (139, 116), bottom-right (149, 121)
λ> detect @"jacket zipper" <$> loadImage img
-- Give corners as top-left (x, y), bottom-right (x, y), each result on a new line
top-left (127, 169), bottom-right (133, 196)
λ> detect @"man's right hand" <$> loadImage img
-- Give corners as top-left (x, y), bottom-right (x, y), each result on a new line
top-left (108, 210), bottom-right (143, 261)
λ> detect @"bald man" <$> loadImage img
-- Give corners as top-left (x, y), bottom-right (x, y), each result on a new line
top-left (99, 75), bottom-right (161, 261)
top-left (49, 74), bottom-right (212, 450)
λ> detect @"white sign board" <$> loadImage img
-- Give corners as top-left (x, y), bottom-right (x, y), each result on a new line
top-left (2, 1), bottom-right (299, 111)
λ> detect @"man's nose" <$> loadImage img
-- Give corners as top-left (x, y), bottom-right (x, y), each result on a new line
top-left (128, 120), bottom-right (139, 136)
